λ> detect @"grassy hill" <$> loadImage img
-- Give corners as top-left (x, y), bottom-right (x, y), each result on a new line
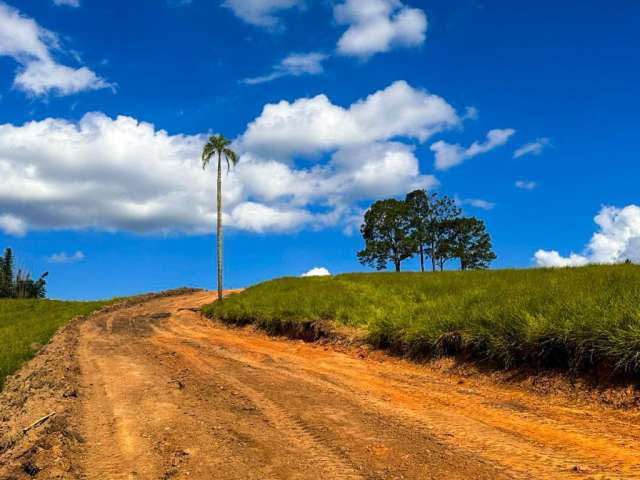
top-left (0, 299), bottom-right (107, 388)
top-left (203, 265), bottom-right (640, 378)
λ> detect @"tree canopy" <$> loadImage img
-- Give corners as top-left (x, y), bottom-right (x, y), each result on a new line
top-left (357, 199), bottom-right (416, 272)
top-left (449, 217), bottom-right (497, 270)
top-left (358, 191), bottom-right (496, 272)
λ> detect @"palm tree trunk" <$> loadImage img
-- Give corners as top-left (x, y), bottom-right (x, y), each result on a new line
top-left (217, 152), bottom-right (223, 302)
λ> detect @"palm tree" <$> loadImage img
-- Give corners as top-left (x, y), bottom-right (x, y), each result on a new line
top-left (202, 135), bottom-right (238, 302)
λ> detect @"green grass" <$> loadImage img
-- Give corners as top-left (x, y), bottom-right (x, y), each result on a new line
top-left (203, 265), bottom-right (640, 377)
top-left (0, 299), bottom-right (107, 389)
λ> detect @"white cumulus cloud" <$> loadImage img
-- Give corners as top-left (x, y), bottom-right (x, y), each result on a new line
top-left (0, 113), bottom-right (216, 235)
top-left (228, 202), bottom-right (313, 233)
top-left (534, 205), bottom-right (640, 267)
top-left (533, 250), bottom-right (588, 268)
top-left (334, 0), bottom-right (427, 58)
top-left (222, 0), bottom-right (302, 28)
top-left (239, 80), bottom-right (460, 158)
top-left (301, 267), bottom-right (331, 277)
top-left (431, 128), bottom-right (515, 171)
top-left (0, 2), bottom-right (111, 96)
top-left (0, 82), bottom-right (449, 236)
top-left (243, 52), bottom-right (327, 85)
top-left (513, 137), bottom-right (551, 159)
top-left (48, 251), bottom-right (85, 263)
top-left (14, 60), bottom-right (113, 96)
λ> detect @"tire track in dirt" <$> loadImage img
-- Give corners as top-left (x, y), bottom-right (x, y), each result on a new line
top-left (177, 346), bottom-right (363, 479)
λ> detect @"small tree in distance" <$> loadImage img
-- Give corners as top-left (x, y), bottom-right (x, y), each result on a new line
top-left (357, 199), bottom-right (416, 272)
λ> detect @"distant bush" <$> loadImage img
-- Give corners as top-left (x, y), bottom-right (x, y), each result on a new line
top-left (203, 265), bottom-right (640, 378)
top-left (0, 248), bottom-right (48, 299)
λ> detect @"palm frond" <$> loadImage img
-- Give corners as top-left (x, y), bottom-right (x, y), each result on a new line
top-left (223, 147), bottom-right (238, 173)
top-left (201, 142), bottom-right (215, 169)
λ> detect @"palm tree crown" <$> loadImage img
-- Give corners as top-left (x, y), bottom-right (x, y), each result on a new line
top-left (202, 134), bottom-right (238, 172)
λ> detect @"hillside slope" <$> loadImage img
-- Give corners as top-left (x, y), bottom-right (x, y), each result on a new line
top-left (204, 265), bottom-right (640, 378)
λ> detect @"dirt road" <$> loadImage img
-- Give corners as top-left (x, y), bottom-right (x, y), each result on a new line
top-left (2, 291), bottom-right (640, 479)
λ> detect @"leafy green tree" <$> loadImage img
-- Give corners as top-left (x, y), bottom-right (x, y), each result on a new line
top-left (429, 195), bottom-right (462, 271)
top-left (433, 219), bottom-right (461, 271)
top-left (358, 199), bottom-right (416, 272)
top-left (405, 190), bottom-right (461, 272)
top-left (449, 217), bottom-right (497, 270)
top-left (405, 190), bottom-right (435, 272)
top-left (202, 135), bottom-right (238, 302)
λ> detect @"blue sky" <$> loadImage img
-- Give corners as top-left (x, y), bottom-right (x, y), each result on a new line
top-left (0, 0), bottom-right (639, 299)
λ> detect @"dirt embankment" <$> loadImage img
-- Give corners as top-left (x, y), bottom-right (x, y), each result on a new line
top-left (2, 291), bottom-right (640, 479)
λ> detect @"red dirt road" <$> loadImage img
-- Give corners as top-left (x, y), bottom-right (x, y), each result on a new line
top-left (2, 290), bottom-right (640, 479)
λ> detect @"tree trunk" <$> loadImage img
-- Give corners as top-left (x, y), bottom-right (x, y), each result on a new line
top-left (395, 260), bottom-right (401, 272)
top-left (419, 244), bottom-right (424, 273)
top-left (217, 152), bottom-right (224, 302)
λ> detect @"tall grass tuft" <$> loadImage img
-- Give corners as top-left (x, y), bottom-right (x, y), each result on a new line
top-left (203, 265), bottom-right (640, 377)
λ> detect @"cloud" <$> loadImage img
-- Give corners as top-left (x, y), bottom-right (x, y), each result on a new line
top-left (457, 197), bottom-right (495, 210)
top-left (533, 250), bottom-right (588, 268)
top-left (431, 128), bottom-right (515, 171)
top-left (301, 267), bottom-right (330, 277)
top-left (0, 89), bottom-right (440, 236)
top-left (334, 0), bottom-right (427, 58)
top-left (0, 113), bottom-right (217, 235)
top-left (534, 205), bottom-right (640, 267)
top-left (48, 251), bottom-right (85, 263)
top-left (222, 0), bottom-right (302, 28)
top-left (233, 141), bottom-right (438, 229)
top-left (52, 0), bottom-right (80, 7)
top-left (513, 137), bottom-right (551, 159)
top-left (228, 202), bottom-right (313, 233)
top-left (239, 80), bottom-right (460, 158)
top-left (243, 52), bottom-right (327, 85)
top-left (0, 2), bottom-right (111, 96)
top-left (0, 214), bottom-right (26, 236)
top-left (515, 180), bottom-right (537, 190)
top-left (14, 60), bottom-right (113, 96)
